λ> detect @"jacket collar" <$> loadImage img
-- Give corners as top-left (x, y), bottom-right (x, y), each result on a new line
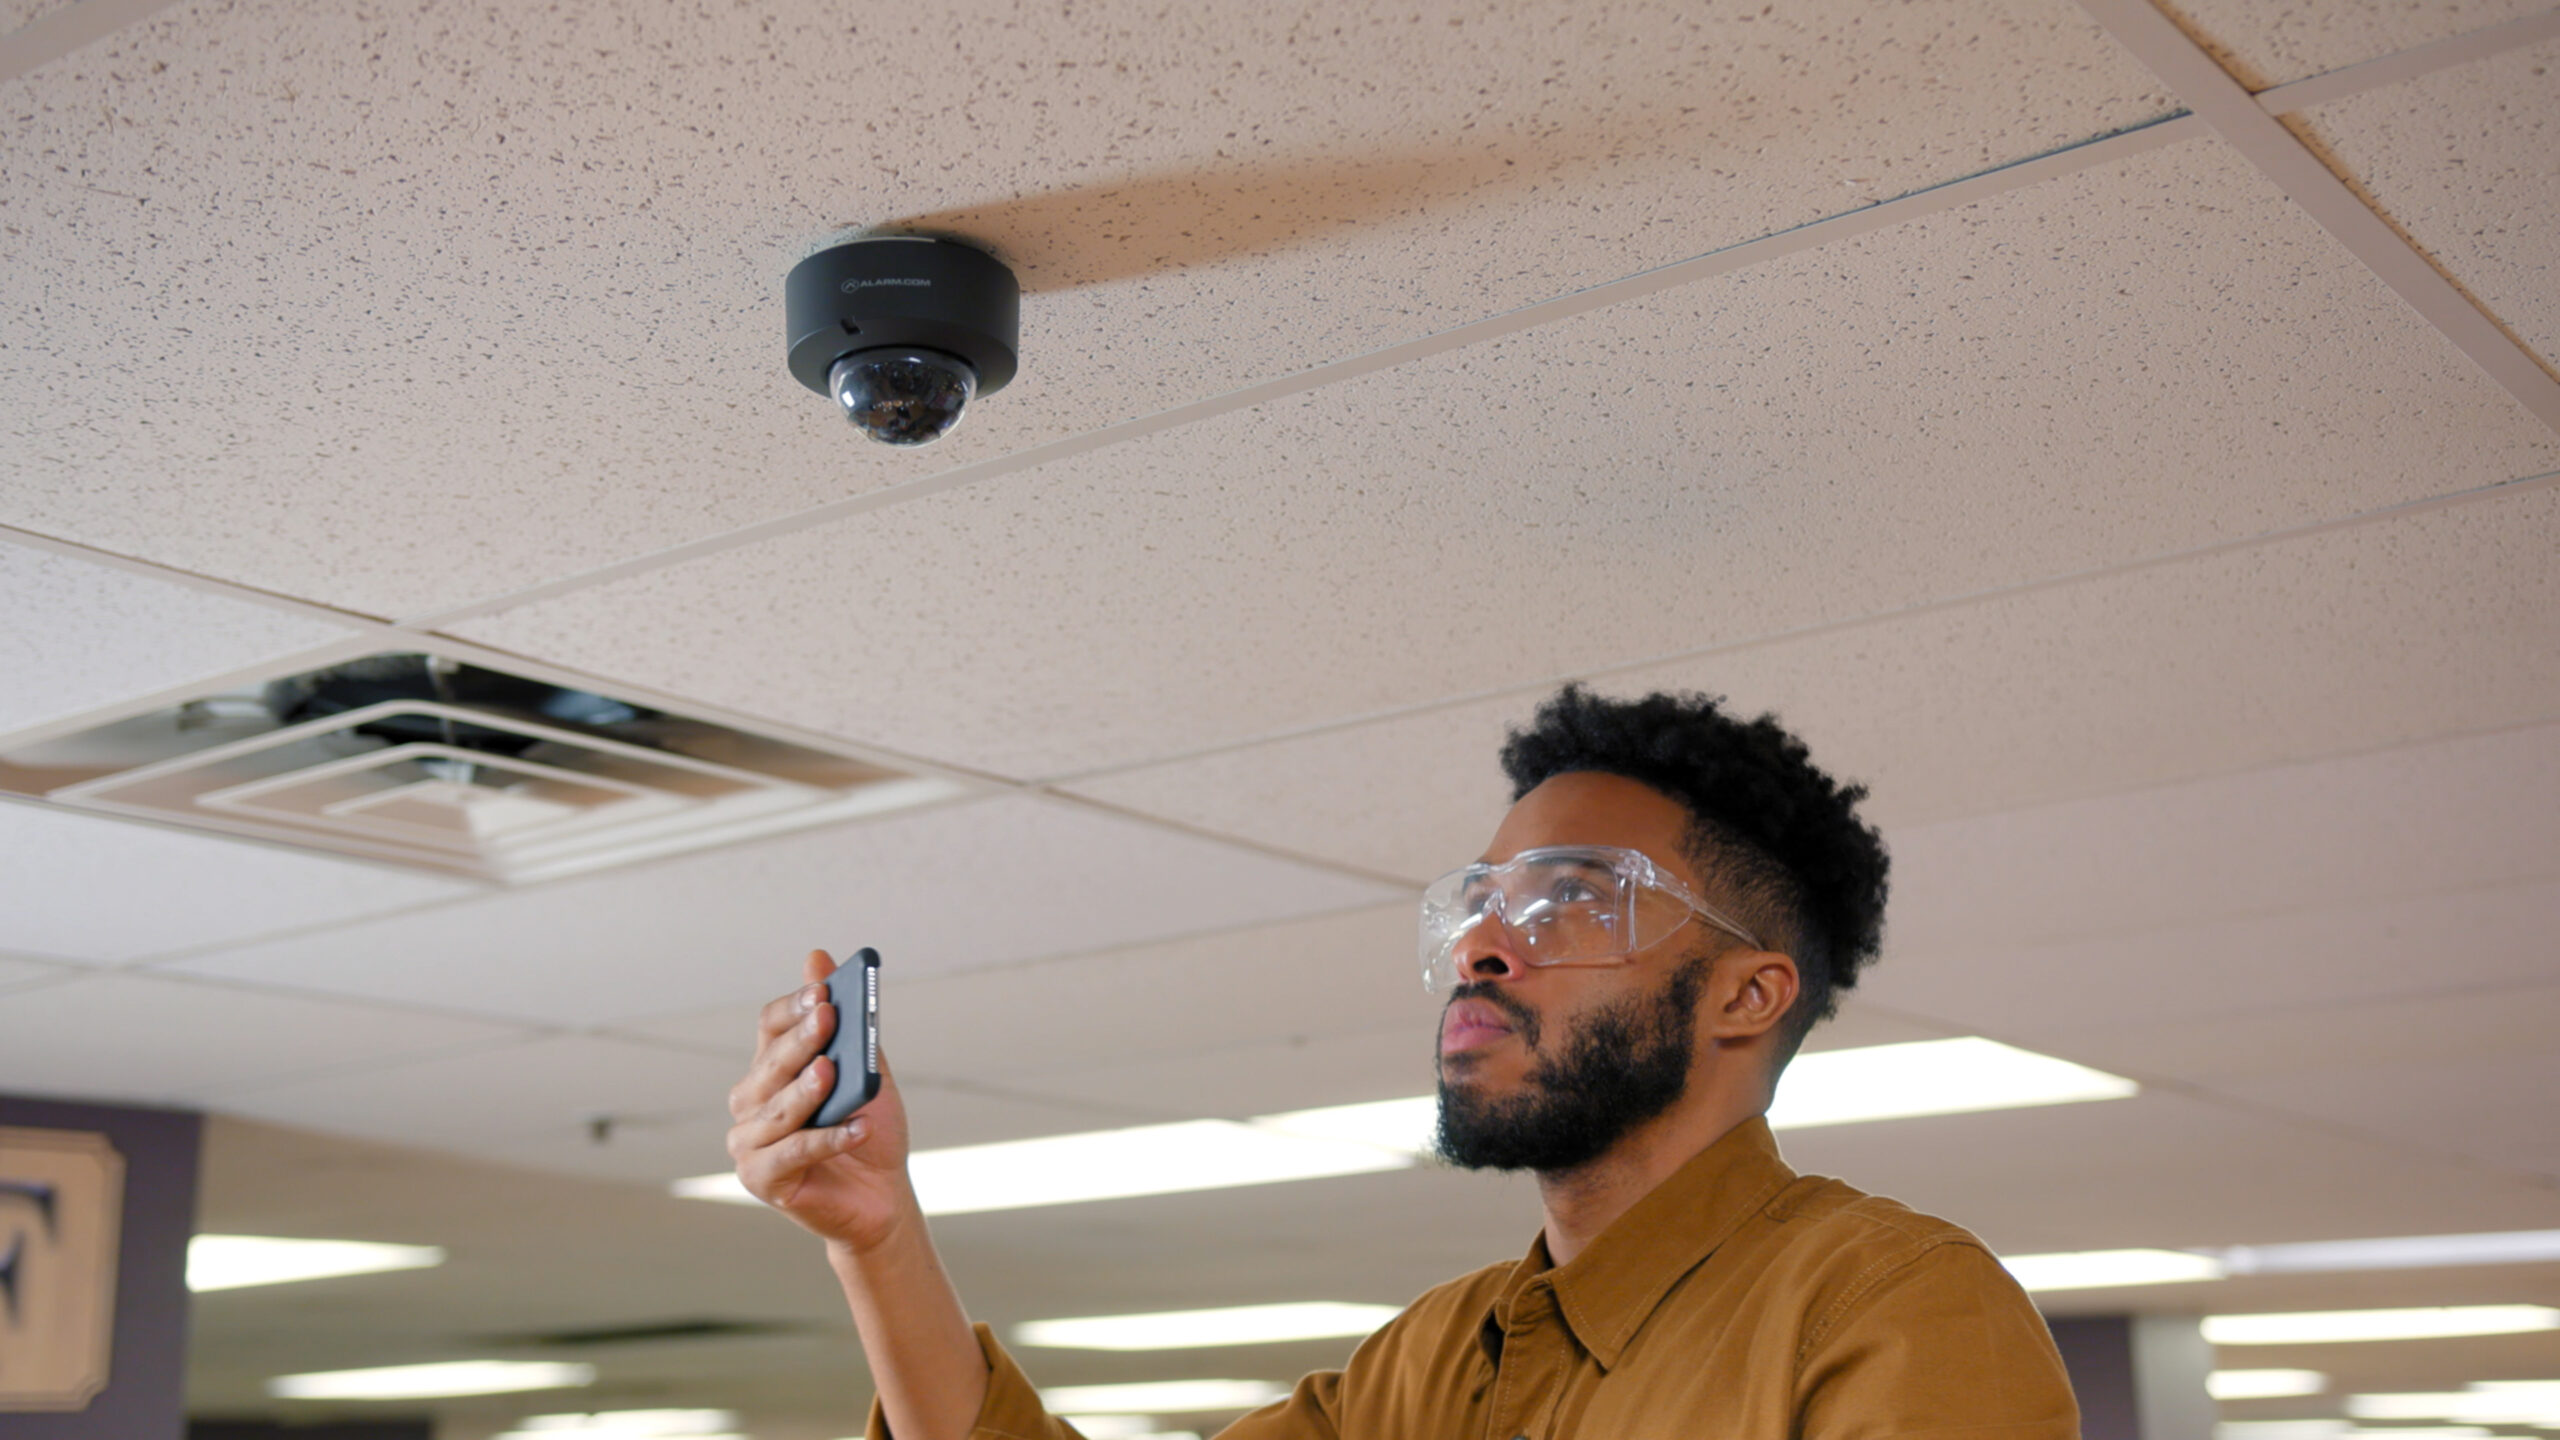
top-left (1483, 1116), bottom-right (1799, 1371)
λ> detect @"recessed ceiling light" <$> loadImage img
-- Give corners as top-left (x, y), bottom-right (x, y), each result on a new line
top-left (2220, 1229), bottom-right (2560, 1275)
top-left (1061, 1417), bottom-right (1201, 1440)
top-left (1015, 1301), bottom-right (1405, 1350)
top-left (2002, 1248), bottom-right (2226, 1291)
top-left (267, 1360), bottom-right (596, 1400)
top-left (1767, 1038), bottom-right (2136, 1128)
top-left (2348, 1382), bottom-right (2560, 1427)
top-left (1037, 1379), bottom-right (1288, 1413)
top-left (2202, 1306), bottom-right (2560, 1345)
top-left (187, 1235), bottom-right (445, 1292)
top-left (2209, 1370), bottom-right (2328, 1400)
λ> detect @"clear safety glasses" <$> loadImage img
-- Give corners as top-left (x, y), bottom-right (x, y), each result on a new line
top-left (1419, 844), bottom-right (1763, 993)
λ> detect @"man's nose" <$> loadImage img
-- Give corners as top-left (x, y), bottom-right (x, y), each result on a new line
top-left (1453, 910), bottom-right (1529, 984)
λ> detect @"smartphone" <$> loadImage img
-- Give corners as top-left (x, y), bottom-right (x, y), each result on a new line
top-left (810, 947), bottom-right (882, 1127)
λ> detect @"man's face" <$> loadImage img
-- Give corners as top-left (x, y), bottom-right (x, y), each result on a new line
top-left (1433, 772), bottom-right (1728, 1172)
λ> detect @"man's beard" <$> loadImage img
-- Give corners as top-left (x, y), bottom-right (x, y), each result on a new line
top-left (1433, 953), bottom-right (1710, 1174)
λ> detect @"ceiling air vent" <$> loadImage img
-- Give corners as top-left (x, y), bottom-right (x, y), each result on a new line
top-left (0, 652), bottom-right (964, 885)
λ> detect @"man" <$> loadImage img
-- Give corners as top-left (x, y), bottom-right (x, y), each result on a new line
top-left (728, 687), bottom-right (2078, 1438)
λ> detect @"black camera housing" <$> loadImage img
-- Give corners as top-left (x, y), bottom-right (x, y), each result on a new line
top-left (784, 236), bottom-right (1019, 400)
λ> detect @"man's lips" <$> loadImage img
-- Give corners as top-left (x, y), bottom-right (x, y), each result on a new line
top-left (1439, 998), bottom-right (1517, 1056)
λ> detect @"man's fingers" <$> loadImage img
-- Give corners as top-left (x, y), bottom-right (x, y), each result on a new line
top-left (736, 1112), bottom-right (875, 1201)
top-left (803, 947), bottom-right (836, 984)
top-left (731, 1045), bottom-right (834, 1140)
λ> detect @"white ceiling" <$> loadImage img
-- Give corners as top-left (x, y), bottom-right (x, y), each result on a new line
top-left (2, 0), bottom-right (2557, 1435)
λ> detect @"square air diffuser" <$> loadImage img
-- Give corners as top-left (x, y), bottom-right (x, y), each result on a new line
top-left (0, 652), bottom-right (965, 884)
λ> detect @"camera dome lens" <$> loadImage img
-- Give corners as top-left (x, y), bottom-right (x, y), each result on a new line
top-left (830, 348), bottom-right (979, 446)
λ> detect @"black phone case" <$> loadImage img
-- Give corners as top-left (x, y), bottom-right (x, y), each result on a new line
top-left (811, 947), bottom-right (882, 1127)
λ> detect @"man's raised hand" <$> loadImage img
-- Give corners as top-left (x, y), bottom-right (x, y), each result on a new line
top-left (726, 948), bottom-right (918, 1253)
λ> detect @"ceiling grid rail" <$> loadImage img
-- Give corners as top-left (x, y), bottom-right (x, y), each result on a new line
top-left (2075, 0), bottom-right (2560, 437)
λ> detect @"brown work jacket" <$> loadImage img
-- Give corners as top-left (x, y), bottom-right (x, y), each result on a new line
top-left (895, 1117), bottom-right (2079, 1439)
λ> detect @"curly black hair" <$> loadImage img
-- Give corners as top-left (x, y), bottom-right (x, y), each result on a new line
top-left (1498, 686), bottom-right (1889, 1059)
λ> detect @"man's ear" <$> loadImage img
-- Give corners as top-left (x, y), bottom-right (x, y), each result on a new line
top-left (1711, 951), bottom-right (1800, 1041)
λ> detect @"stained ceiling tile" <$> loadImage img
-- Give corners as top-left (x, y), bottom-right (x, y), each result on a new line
top-left (0, 0), bottom-right (2172, 616)
top-left (0, 536), bottom-right (355, 739)
top-left (457, 137), bottom-right (2560, 779)
top-left (2288, 37), bottom-right (2560, 373)
top-left (1070, 486), bottom-right (2560, 881)
top-left (2159, 0), bottom-right (2555, 87)
top-left (0, 797), bottom-right (480, 962)
top-left (158, 793), bottom-right (1398, 1027)
top-left (0, 971), bottom-right (531, 1106)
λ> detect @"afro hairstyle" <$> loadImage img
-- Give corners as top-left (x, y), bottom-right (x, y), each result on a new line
top-left (1498, 685), bottom-right (1889, 1058)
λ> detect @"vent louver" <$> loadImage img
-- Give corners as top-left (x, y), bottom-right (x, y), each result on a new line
top-left (1, 653), bottom-right (963, 884)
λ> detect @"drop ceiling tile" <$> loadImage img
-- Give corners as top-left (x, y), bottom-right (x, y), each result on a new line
top-left (0, 0), bottom-right (2171, 617)
top-left (0, 971), bottom-right (530, 1107)
top-left (1871, 871), bottom-right (2560, 1053)
top-left (1071, 485), bottom-right (2560, 882)
top-left (460, 137), bottom-right (2560, 778)
top-left (612, 902), bottom-right (1435, 1088)
top-left (0, 953), bottom-right (75, 994)
top-left (0, 536), bottom-right (355, 739)
top-left (212, 1033), bottom-right (1141, 1182)
top-left (2047, 974), bottom-right (2560, 1088)
top-left (2212, 1045), bottom-right (2560, 1183)
top-left (0, 798), bottom-right (480, 962)
top-left (0, 0), bottom-right (73, 35)
top-left (161, 793), bottom-right (1398, 1027)
top-left (2289, 37), bottom-right (2560, 373)
top-left (2158, 0), bottom-right (2555, 88)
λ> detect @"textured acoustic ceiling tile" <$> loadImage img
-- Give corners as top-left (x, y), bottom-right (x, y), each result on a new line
top-left (2157, 0), bottom-right (2556, 88)
top-left (0, 0), bottom-right (75, 36)
top-left (160, 794), bottom-right (1398, 1027)
top-left (1071, 485), bottom-right (2560, 882)
top-left (0, 971), bottom-right (530, 1106)
top-left (2288, 37), bottom-right (2560, 373)
top-left (0, 536), bottom-right (355, 738)
top-left (0, 798), bottom-right (480, 962)
top-left (2213, 1045), bottom-right (2560, 1182)
top-left (0, 0), bottom-right (2170, 616)
top-left (459, 137), bottom-right (2560, 779)
top-left (612, 901), bottom-right (1435, 1087)
top-left (0, 953), bottom-right (76, 993)
top-left (208, 1034), bottom-right (747, 1151)
top-left (2047, 973), bottom-right (2560, 1089)
top-left (1865, 875), bottom-right (2560, 1064)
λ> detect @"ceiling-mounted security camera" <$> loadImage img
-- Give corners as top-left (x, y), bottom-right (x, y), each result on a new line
top-left (785, 236), bottom-right (1019, 446)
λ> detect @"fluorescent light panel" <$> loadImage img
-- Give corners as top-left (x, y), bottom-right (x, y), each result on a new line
top-left (188, 1234), bottom-right (445, 1292)
top-left (2002, 1248), bottom-right (2224, 1292)
top-left (1016, 1301), bottom-right (1404, 1350)
top-left (2221, 1228), bottom-right (2560, 1275)
top-left (2349, 1382), bottom-right (2560, 1427)
top-left (1768, 1038), bottom-right (2136, 1128)
top-left (2209, 1370), bottom-right (2327, 1400)
top-left (267, 1361), bottom-right (595, 1400)
top-left (1062, 1418), bottom-right (1204, 1440)
top-left (2202, 1306), bottom-right (2560, 1345)
top-left (1038, 1379), bottom-right (1288, 1414)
